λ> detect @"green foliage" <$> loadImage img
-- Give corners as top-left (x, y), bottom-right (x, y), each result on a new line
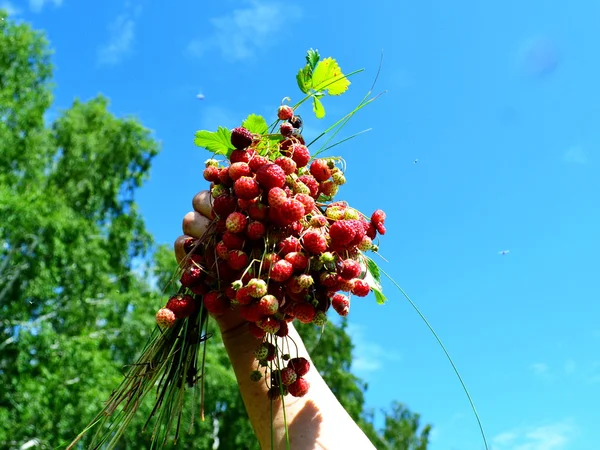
top-left (193, 126), bottom-right (234, 156)
top-left (0, 16), bottom-right (430, 450)
top-left (242, 114), bottom-right (269, 135)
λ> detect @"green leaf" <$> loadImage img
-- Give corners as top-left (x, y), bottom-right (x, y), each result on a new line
top-left (305, 48), bottom-right (320, 71)
top-left (296, 66), bottom-right (313, 94)
top-left (312, 97), bottom-right (326, 119)
top-left (193, 126), bottom-right (233, 155)
top-left (312, 57), bottom-right (350, 96)
top-left (365, 256), bottom-right (387, 304)
top-left (242, 114), bottom-right (268, 135)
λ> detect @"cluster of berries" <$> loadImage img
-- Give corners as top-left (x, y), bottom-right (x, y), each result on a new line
top-left (155, 104), bottom-right (387, 399)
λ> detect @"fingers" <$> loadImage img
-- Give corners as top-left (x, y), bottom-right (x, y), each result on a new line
top-left (192, 190), bottom-right (215, 219)
top-left (173, 235), bottom-right (191, 264)
top-left (182, 211), bottom-right (211, 239)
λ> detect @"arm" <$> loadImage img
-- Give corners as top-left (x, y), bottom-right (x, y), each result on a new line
top-left (175, 191), bottom-right (376, 450)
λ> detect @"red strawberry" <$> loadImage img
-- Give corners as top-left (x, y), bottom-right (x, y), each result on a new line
top-left (235, 286), bottom-right (254, 305)
top-left (203, 291), bottom-right (230, 315)
top-left (290, 144), bottom-right (310, 167)
top-left (190, 282), bottom-right (209, 296)
top-left (231, 126), bottom-right (253, 149)
top-left (239, 303), bottom-right (264, 322)
top-left (256, 163), bottom-right (286, 190)
top-left (248, 321), bottom-right (266, 339)
top-left (262, 253), bottom-right (281, 270)
top-left (337, 259), bottom-right (362, 280)
top-left (216, 240), bottom-right (230, 260)
top-left (302, 230), bottom-right (327, 254)
top-left (351, 279), bottom-right (371, 297)
top-left (280, 122), bottom-right (294, 137)
top-left (270, 259), bottom-right (293, 282)
top-left (226, 212), bottom-right (247, 234)
top-left (234, 176), bottom-right (260, 200)
top-left (229, 162), bottom-right (251, 181)
top-left (212, 194), bottom-right (237, 217)
top-left (166, 294), bottom-right (196, 319)
top-left (218, 167), bottom-right (234, 187)
top-left (246, 220), bottom-right (266, 240)
top-left (310, 159), bottom-right (332, 182)
top-left (298, 174), bottom-right (319, 197)
top-left (203, 165), bottom-right (221, 183)
top-left (284, 251), bottom-right (308, 272)
top-left (371, 209), bottom-right (386, 225)
top-left (156, 308), bottom-right (176, 328)
top-left (247, 202), bottom-right (268, 221)
top-left (288, 378), bottom-right (310, 397)
top-left (257, 294), bottom-right (279, 316)
top-left (180, 264), bottom-right (203, 287)
top-left (319, 180), bottom-right (338, 197)
top-left (278, 105), bottom-right (294, 120)
top-left (248, 154), bottom-right (269, 172)
top-left (294, 193), bottom-right (315, 213)
top-left (268, 187), bottom-right (287, 208)
top-left (329, 220), bottom-right (357, 247)
top-left (375, 222), bottom-right (386, 235)
top-left (293, 302), bottom-right (316, 323)
top-left (274, 156), bottom-right (297, 175)
top-left (230, 148), bottom-right (253, 163)
top-left (332, 293), bottom-right (350, 316)
top-left (278, 236), bottom-right (301, 255)
top-left (280, 199), bottom-right (305, 222)
top-left (222, 231), bottom-right (245, 249)
top-left (288, 357), bottom-right (310, 376)
top-left (275, 320), bottom-right (289, 337)
top-left (227, 250), bottom-right (248, 270)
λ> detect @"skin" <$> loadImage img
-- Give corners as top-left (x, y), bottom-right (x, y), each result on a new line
top-left (174, 190), bottom-right (376, 450)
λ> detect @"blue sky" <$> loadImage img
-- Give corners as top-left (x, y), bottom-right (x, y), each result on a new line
top-left (6, 0), bottom-right (600, 448)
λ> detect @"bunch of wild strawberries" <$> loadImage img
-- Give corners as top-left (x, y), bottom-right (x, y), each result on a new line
top-left (155, 104), bottom-right (387, 399)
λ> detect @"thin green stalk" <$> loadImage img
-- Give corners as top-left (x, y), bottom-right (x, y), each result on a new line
top-left (378, 267), bottom-right (489, 450)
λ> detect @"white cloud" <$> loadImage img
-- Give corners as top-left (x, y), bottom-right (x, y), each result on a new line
top-left (493, 420), bottom-right (576, 450)
top-left (347, 323), bottom-right (400, 374)
top-left (564, 145), bottom-right (587, 164)
top-left (29, 0), bottom-right (62, 13)
top-left (187, 0), bottom-right (302, 62)
top-left (1, 1), bottom-right (21, 16)
top-left (97, 6), bottom-right (141, 66)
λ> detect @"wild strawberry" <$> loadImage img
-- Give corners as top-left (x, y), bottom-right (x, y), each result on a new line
top-left (332, 171), bottom-right (346, 185)
top-left (190, 283), bottom-right (209, 296)
top-left (226, 212), bottom-right (247, 234)
top-left (276, 320), bottom-right (289, 337)
top-left (270, 259), bottom-right (293, 282)
top-left (280, 199), bottom-right (305, 222)
top-left (257, 316), bottom-right (280, 334)
top-left (250, 369), bottom-right (263, 382)
top-left (166, 294), bottom-right (196, 319)
top-left (280, 367), bottom-right (297, 386)
top-left (227, 250), bottom-right (248, 270)
top-left (290, 144), bottom-right (311, 167)
top-left (298, 175), bottom-right (319, 197)
top-left (257, 294), bottom-right (279, 316)
top-left (203, 291), bottom-right (230, 315)
top-left (180, 264), bottom-right (202, 287)
top-left (264, 342), bottom-right (277, 361)
top-left (231, 126), bottom-right (253, 149)
top-left (310, 159), bottom-right (332, 182)
top-left (297, 274), bottom-right (314, 289)
top-left (254, 342), bottom-right (270, 360)
top-left (268, 187), bottom-right (287, 208)
top-left (294, 193), bottom-right (315, 213)
top-left (343, 208), bottom-right (360, 220)
top-left (248, 322), bottom-right (266, 339)
top-left (237, 197), bottom-right (257, 211)
top-left (329, 220), bottom-right (357, 247)
top-left (247, 278), bottom-right (267, 298)
top-left (213, 194), bottom-right (237, 217)
top-left (312, 310), bottom-right (327, 327)
top-left (280, 122), bottom-right (294, 137)
top-left (218, 167), bottom-right (234, 187)
top-left (268, 386), bottom-right (287, 400)
top-left (235, 286), bottom-right (254, 305)
top-left (284, 251), bottom-right (308, 272)
top-left (371, 209), bottom-right (386, 225)
top-left (332, 293), bottom-right (350, 316)
top-left (288, 357), bottom-right (310, 376)
top-left (229, 162), bottom-right (251, 181)
top-left (247, 202), bottom-right (267, 221)
top-left (278, 236), bottom-right (301, 255)
top-left (290, 179), bottom-right (311, 196)
top-left (262, 253), bottom-right (281, 270)
top-left (234, 176), bottom-right (260, 200)
top-left (203, 165), bottom-right (221, 183)
top-left (288, 378), bottom-right (310, 397)
top-left (302, 230), bottom-right (328, 254)
top-left (222, 231), bottom-right (245, 250)
top-left (319, 180), bottom-right (338, 197)
top-left (239, 303), bottom-right (264, 322)
top-left (248, 155), bottom-right (271, 173)
top-left (256, 163), bottom-right (286, 190)
top-left (274, 156), bottom-right (297, 175)
top-left (351, 279), bottom-right (371, 297)
top-left (230, 148), bottom-right (253, 163)
top-left (293, 302), bottom-right (316, 323)
top-left (156, 308), bottom-right (176, 328)
top-left (216, 240), bottom-right (229, 260)
top-left (337, 259), bottom-right (362, 280)
top-left (211, 183), bottom-right (229, 199)
top-left (278, 104), bottom-right (294, 120)
top-left (310, 215), bottom-right (328, 228)
top-left (246, 220), bottom-right (266, 240)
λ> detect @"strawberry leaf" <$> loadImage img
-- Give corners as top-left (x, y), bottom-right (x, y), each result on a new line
top-left (312, 97), bottom-right (326, 119)
top-left (365, 256), bottom-right (387, 304)
top-left (296, 66), bottom-right (312, 94)
top-left (242, 114), bottom-right (269, 135)
top-left (312, 57), bottom-right (350, 96)
top-left (194, 126), bottom-right (233, 155)
top-left (305, 48), bottom-right (320, 71)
